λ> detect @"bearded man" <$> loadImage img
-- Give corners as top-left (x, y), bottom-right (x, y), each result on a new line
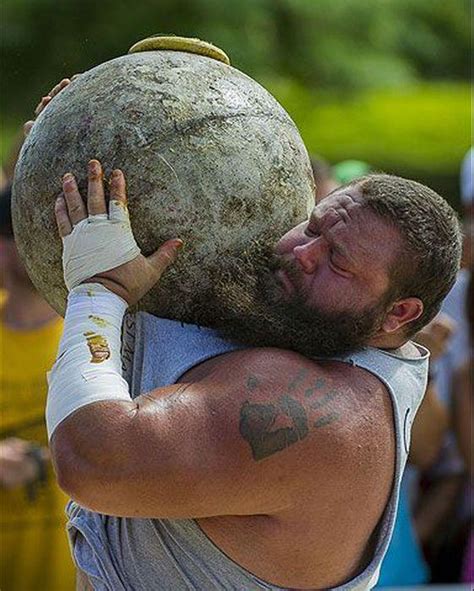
top-left (40, 157), bottom-right (462, 591)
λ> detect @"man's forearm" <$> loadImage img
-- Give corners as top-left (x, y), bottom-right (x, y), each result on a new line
top-left (45, 160), bottom-right (184, 514)
top-left (46, 283), bottom-right (131, 439)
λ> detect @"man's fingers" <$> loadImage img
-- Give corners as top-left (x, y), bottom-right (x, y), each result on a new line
top-left (33, 78), bottom-right (72, 118)
top-left (63, 173), bottom-right (87, 225)
top-left (27, 77), bottom-right (75, 140)
top-left (87, 160), bottom-right (107, 215)
top-left (34, 95), bottom-right (52, 116)
top-left (23, 121), bottom-right (34, 137)
top-left (147, 239), bottom-right (183, 280)
top-left (55, 195), bottom-right (73, 237)
top-left (51, 78), bottom-right (71, 97)
top-left (109, 169), bottom-right (127, 204)
top-left (109, 169), bottom-right (129, 222)
top-left (48, 78), bottom-right (70, 103)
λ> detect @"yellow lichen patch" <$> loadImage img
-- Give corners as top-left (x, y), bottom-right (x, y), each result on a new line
top-left (88, 315), bottom-right (110, 328)
top-left (83, 332), bottom-right (111, 364)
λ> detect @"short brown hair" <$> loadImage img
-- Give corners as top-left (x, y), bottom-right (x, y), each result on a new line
top-left (356, 174), bottom-right (462, 337)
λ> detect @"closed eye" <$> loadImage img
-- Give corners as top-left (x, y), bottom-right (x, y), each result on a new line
top-left (305, 222), bottom-right (353, 276)
top-left (329, 256), bottom-right (352, 277)
top-left (304, 223), bottom-right (319, 238)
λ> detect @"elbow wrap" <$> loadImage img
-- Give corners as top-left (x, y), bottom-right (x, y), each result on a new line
top-left (46, 283), bottom-right (131, 440)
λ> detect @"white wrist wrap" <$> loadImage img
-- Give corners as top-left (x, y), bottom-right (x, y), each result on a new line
top-left (63, 202), bottom-right (141, 290)
top-left (46, 283), bottom-right (131, 439)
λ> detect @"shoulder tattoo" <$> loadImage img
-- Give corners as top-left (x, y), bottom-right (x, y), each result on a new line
top-left (239, 371), bottom-right (341, 461)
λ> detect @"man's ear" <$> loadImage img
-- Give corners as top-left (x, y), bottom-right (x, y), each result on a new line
top-left (382, 297), bottom-right (424, 334)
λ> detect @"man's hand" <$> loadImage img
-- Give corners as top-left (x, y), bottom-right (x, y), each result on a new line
top-left (24, 77), bottom-right (77, 136)
top-left (0, 438), bottom-right (49, 489)
top-left (55, 159), bottom-right (182, 306)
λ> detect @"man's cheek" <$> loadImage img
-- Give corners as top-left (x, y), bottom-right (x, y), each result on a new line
top-left (303, 283), bottom-right (338, 314)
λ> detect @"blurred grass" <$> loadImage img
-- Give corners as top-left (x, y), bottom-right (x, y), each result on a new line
top-left (266, 80), bottom-right (470, 174)
top-left (0, 120), bottom-right (20, 166)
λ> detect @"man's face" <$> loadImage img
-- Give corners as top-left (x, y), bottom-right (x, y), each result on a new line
top-left (188, 183), bottom-right (403, 357)
top-left (204, 184), bottom-right (403, 357)
top-left (273, 184), bottom-right (401, 316)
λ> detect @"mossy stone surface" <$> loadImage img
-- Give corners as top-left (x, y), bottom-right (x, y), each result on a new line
top-left (13, 51), bottom-right (314, 319)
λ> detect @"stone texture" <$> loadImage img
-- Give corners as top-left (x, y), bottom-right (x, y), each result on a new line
top-left (13, 50), bottom-right (314, 319)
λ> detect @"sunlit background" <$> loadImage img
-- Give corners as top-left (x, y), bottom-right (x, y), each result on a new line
top-left (0, 0), bottom-right (470, 206)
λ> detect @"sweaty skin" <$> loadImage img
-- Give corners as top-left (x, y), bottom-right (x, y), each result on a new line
top-left (50, 162), bottom-right (423, 589)
top-left (58, 350), bottom-right (396, 589)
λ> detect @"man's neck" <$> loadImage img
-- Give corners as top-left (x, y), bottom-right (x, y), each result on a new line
top-left (2, 280), bottom-right (58, 330)
top-left (367, 331), bottom-right (426, 359)
top-left (368, 332), bottom-right (408, 351)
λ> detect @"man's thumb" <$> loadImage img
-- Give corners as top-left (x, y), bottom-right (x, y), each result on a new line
top-left (147, 239), bottom-right (183, 279)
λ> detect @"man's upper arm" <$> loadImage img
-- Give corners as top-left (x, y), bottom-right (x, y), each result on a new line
top-left (52, 350), bottom-right (379, 518)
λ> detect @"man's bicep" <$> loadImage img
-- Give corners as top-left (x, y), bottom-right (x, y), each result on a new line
top-left (128, 360), bottom-right (346, 518)
top-left (60, 354), bottom-right (349, 518)
top-left (129, 380), bottom-right (300, 517)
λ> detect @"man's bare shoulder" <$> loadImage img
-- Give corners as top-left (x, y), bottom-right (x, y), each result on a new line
top-left (204, 346), bottom-right (348, 379)
top-left (197, 347), bottom-right (395, 470)
top-left (209, 346), bottom-right (386, 401)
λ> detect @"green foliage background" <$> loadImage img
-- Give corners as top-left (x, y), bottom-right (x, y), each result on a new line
top-left (0, 0), bottom-right (471, 206)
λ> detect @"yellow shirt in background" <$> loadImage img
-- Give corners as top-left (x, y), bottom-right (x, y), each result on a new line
top-left (0, 301), bottom-right (76, 591)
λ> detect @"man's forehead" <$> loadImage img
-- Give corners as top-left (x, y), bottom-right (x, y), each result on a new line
top-left (311, 184), bottom-right (364, 218)
top-left (308, 183), bottom-right (401, 281)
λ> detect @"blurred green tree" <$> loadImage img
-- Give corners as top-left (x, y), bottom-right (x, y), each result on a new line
top-left (0, 0), bottom-right (470, 201)
top-left (1, 0), bottom-right (469, 115)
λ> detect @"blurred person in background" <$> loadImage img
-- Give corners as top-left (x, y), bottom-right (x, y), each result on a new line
top-left (415, 147), bottom-right (473, 583)
top-left (310, 155), bottom-right (339, 203)
top-left (0, 184), bottom-right (76, 590)
top-left (453, 272), bottom-right (473, 583)
top-left (377, 314), bottom-right (454, 587)
top-left (321, 164), bottom-right (456, 586)
top-left (332, 160), bottom-right (373, 186)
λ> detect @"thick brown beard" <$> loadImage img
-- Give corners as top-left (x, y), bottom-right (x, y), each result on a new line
top-left (181, 236), bottom-right (390, 358)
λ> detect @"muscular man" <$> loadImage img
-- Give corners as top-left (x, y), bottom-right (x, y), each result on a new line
top-left (44, 160), bottom-right (461, 590)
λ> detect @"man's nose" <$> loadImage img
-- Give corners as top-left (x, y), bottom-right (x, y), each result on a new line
top-left (293, 239), bottom-right (326, 274)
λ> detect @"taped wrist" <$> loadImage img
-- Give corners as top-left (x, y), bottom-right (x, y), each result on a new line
top-left (46, 283), bottom-right (131, 439)
top-left (63, 203), bottom-right (141, 291)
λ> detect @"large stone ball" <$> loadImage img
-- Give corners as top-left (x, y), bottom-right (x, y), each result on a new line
top-left (12, 42), bottom-right (314, 320)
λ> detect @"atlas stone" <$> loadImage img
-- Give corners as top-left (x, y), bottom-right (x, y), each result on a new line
top-left (12, 44), bottom-right (314, 320)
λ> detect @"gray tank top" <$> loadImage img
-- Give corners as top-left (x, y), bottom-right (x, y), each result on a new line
top-left (67, 313), bottom-right (429, 590)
